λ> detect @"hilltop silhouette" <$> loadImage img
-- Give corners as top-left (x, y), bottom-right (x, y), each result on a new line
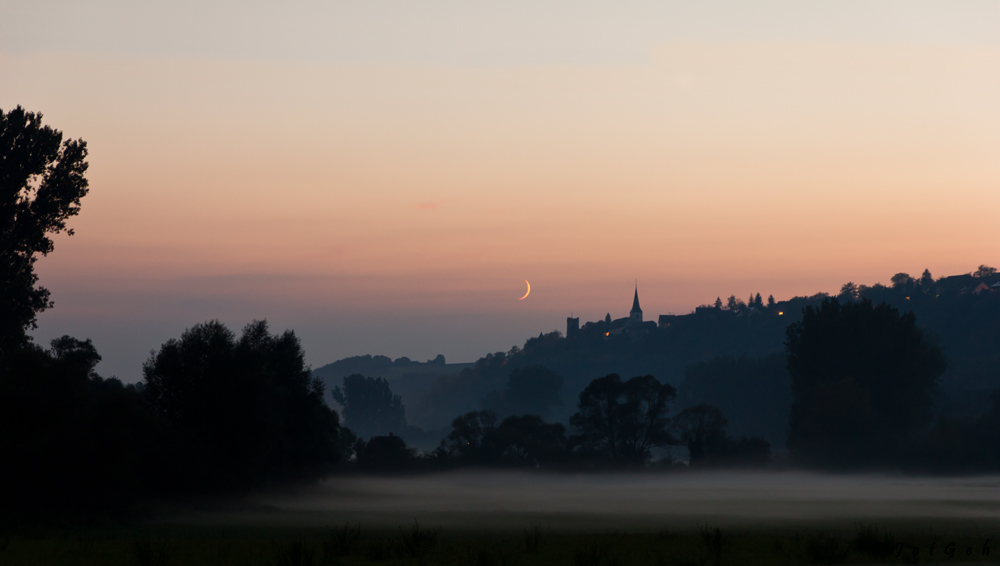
top-left (316, 268), bottom-right (1000, 450)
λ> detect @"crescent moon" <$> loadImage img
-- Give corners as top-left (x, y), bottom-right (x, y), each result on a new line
top-left (518, 280), bottom-right (531, 300)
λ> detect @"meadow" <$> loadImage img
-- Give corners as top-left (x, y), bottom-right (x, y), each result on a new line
top-left (3, 471), bottom-right (999, 565)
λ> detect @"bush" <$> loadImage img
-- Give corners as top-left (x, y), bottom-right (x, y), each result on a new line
top-left (355, 433), bottom-right (416, 473)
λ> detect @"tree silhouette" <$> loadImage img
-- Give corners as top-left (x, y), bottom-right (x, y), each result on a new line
top-left (974, 265), bottom-right (997, 279)
top-left (355, 433), bottom-right (416, 473)
top-left (839, 282), bottom-right (859, 301)
top-left (143, 320), bottom-right (340, 488)
top-left (681, 353), bottom-right (791, 447)
top-left (439, 410), bottom-right (499, 463)
top-left (673, 403), bottom-right (729, 466)
top-left (890, 272), bottom-right (913, 288)
top-left (484, 364), bottom-right (563, 418)
top-left (437, 410), bottom-right (568, 467)
top-left (919, 269), bottom-right (933, 288)
top-left (332, 374), bottom-right (407, 439)
top-left (1, 106), bottom-right (90, 356)
top-left (570, 374), bottom-right (676, 464)
top-left (490, 415), bottom-right (568, 466)
top-left (785, 299), bottom-right (946, 468)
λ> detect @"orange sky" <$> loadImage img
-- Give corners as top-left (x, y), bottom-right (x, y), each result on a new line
top-left (2, 3), bottom-right (998, 379)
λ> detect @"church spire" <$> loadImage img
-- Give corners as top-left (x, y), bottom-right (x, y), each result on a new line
top-left (630, 283), bottom-right (642, 322)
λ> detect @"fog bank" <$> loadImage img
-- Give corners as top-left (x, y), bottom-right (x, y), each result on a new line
top-left (235, 471), bottom-right (1000, 530)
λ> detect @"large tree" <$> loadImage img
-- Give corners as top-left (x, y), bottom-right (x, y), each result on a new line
top-left (437, 411), bottom-right (568, 468)
top-left (673, 403), bottom-right (729, 466)
top-left (680, 353), bottom-right (791, 446)
top-left (785, 298), bottom-right (946, 468)
top-left (483, 364), bottom-right (564, 418)
top-left (489, 414), bottom-right (568, 467)
top-left (570, 373), bottom-right (677, 464)
top-left (1, 106), bottom-right (90, 355)
top-left (143, 320), bottom-right (340, 488)
top-left (438, 409), bottom-right (499, 463)
top-left (332, 374), bottom-right (407, 439)
top-left (355, 433), bottom-right (416, 473)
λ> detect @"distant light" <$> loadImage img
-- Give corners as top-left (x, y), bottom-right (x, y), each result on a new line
top-left (778, 311), bottom-right (784, 315)
top-left (604, 332), bottom-right (610, 336)
top-left (906, 297), bottom-right (910, 300)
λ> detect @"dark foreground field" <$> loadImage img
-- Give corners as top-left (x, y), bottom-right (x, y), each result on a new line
top-left (3, 523), bottom-right (997, 566)
top-left (4, 472), bottom-right (1000, 565)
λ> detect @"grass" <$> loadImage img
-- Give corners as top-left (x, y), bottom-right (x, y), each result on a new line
top-left (0, 522), bottom-right (996, 565)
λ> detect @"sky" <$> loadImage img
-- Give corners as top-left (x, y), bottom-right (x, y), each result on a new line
top-left (2, 1), bottom-right (999, 381)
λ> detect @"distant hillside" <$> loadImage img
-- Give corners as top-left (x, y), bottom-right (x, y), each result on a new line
top-left (313, 355), bottom-right (473, 411)
top-left (314, 353), bottom-right (472, 382)
top-left (315, 267), bottom-right (1000, 441)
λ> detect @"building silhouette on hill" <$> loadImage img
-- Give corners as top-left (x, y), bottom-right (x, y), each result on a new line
top-left (567, 285), bottom-right (657, 338)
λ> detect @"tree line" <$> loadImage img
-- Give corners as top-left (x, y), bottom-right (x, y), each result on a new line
top-left (1, 107), bottom-right (349, 523)
top-left (332, 370), bottom-right (771, 472)
top-left (335, 295), bottom-right (1000, 474)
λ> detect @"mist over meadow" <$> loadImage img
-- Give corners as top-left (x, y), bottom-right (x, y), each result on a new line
top-left (254, 471), bottom-right (1000, 529)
